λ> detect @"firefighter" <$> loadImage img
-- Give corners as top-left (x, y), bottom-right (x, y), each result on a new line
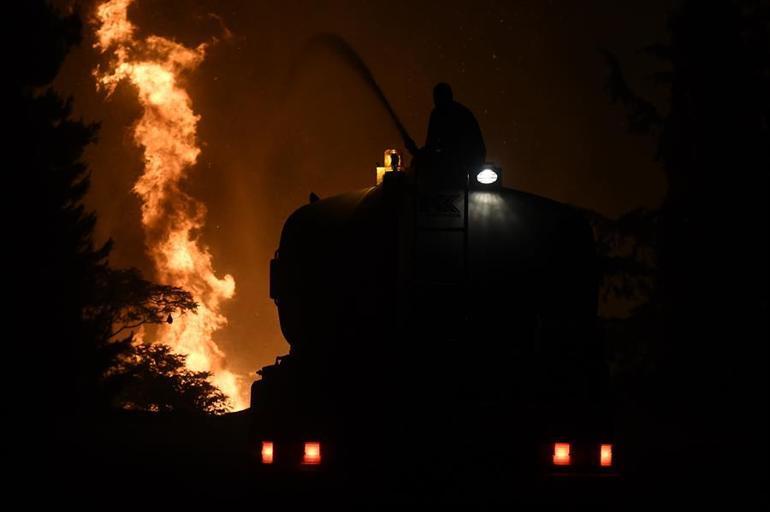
top-left (407, 83), bottom-right (486, 184)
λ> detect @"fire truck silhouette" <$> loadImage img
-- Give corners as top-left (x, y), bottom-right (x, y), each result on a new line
top-left (249, 149), bottom-right (617, 499)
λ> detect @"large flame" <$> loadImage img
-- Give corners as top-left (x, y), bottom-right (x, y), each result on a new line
top-left (94, 0), bottom-right (246, 410)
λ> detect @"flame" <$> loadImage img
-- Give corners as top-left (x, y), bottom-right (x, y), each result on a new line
top-left (94, 0), bottom-right (246, 410)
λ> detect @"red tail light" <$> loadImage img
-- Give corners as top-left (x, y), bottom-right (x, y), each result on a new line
top-left (303, 442), bottom-right (321, 465)
top-left (261, 441), bottom-right (274, 464)
top-left (600, 444), bottom-right (613, 467)
top-left (553, 442), bottom-right (571, 466)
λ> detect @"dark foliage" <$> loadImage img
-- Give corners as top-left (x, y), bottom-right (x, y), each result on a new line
top-left (599, 0), bottom-right (768, 377)
top-left (13, 2), bottom-right (225, 419)
top-left (598, 0), bottom-right (768, 497)
top-left (583, 207), bottom-right (659, 306)
top-left (14, 1), bottom-right (109, 415)
top-left (88, 268), bottom-right (198, 341)
top-left (600, 49), bottom-right (663, 135)
top-left (109, 343), bottom-right (230, 415)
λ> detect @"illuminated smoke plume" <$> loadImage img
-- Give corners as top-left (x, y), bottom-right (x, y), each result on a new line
top-left (93, 0), bottom-right (246, 410)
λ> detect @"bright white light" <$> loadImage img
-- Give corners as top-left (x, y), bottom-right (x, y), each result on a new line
top-left (476, 168), bottom-right (498, 185)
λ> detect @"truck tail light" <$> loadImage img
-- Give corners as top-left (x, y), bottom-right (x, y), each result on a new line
top-left (600, 444), bottom-right (613, 467)
top-left (553, 442), bottom-right (571, 466)
top-left (261, 441), bottom-right (274, 464)
top-left (303, 442), bottom-right (321, 465)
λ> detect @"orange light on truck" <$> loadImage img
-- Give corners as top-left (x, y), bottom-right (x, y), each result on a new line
top-left (303, 442), bottom-right (321, 465)
top-left (376, 149), bottom-right (401, 185)
top-left (600, 444), bottom-right (613, 467)
top-left (553, 443), bottom-right (571, 466)
top-left (261, 441), bottom-right (274, 464)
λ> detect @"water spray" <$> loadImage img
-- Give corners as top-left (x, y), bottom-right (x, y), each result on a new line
top-left (295, 33), bottom-right (417, 154)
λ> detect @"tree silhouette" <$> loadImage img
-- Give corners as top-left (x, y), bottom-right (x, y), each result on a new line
top-left (601, 0), bottom-right (768, 374)
top-left (584, 207), bottom-right (663, 403)
top-left (88, 268), bottom-right (197, 345)
top-left (599, 0), bottom-right (768, 492)
top-left (14, 1), bottom-right (108, 415)
top-left (14, 2), bottom-right (225, 419)
top-left (108, 343), bottom-right (229, 415)
top-left (86, 267), bottom-right (201, 410)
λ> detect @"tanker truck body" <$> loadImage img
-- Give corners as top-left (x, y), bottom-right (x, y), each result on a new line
top-left (249, 161), bottom-right (616, 500)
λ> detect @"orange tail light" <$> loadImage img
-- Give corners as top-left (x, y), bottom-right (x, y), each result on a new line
top-left (600, 444), bottom-right (613, 467)
top-left (303, 442), bottom-right (322, 465)
top-left (261, 441), bottom-right (274, 464)
top-left (553, 442), bottom-right (571, 466)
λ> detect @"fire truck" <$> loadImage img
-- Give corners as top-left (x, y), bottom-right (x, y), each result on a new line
top-left (249, 153), bottom-right (618, 502)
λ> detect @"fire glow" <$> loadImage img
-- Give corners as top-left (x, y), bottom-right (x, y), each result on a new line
top-left (94, 0), bottom-right (246, 410)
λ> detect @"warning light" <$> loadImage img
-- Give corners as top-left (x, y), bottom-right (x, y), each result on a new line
top-left (553, 442), bottom-right (571, 466)
top-left (600, 444), bottom-right (613, 467)
top-left (376, 149), bottom-right (401, 185)
top-left (384, 149), bottom-right (400, 170)
top-left (261, 441), bottom-right (274, 464)
top-left (303, 441), bottom-right (321, 465)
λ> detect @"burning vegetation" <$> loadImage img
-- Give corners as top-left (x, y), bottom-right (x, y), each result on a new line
top-left (93, 0), bottom-right (245, 409)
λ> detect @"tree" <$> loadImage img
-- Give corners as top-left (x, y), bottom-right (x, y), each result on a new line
top-left (601, 0), bottom-right (768, 379)
top-left (599, 0), bottom-right (768, 495)
top-left (14, 1), bottom-right (108, 415)
top-left (13, 2), bottom-right (226, 418)
top-left (108, 343), bottom-right (229, 415)
top-left (583, 207), bottom-right (662, 399)
top-left (84, 267), bottom-right (200, 409)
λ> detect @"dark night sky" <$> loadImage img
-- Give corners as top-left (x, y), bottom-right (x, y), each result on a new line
top-left (55, 0), bottom-right (670, 380)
